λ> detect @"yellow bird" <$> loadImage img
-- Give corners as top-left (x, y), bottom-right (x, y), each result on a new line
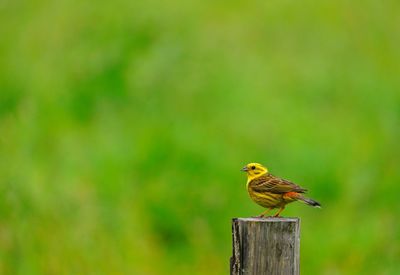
top-left (241, 163), bottom-right (321, 217)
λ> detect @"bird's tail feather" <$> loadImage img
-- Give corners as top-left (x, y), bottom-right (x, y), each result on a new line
top-left (297, 195), bottom-right (321, 208)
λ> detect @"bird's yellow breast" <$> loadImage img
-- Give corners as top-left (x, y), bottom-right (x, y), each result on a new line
top-left (247, 183), bottom-right (284, 208)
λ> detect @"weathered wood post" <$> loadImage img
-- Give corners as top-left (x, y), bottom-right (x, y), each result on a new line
top-left (230, 217), bottom-right (300, 275)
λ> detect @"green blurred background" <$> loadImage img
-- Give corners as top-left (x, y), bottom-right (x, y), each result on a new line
top-left (1, 0), bottom-right (400, 274)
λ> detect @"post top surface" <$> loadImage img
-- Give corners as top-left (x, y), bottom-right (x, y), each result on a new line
top-left (233, 217), bottom-right (299, 223)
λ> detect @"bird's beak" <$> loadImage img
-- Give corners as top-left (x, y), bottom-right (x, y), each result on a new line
top-left (241, 166), bottom-right (249, 172)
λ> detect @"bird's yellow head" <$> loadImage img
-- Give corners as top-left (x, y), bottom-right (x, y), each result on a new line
top-left (241, 163), bottom-right (268, 181)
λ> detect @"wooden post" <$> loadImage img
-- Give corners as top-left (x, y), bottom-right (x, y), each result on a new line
top-left (230, 217), bottom-right (300, 275)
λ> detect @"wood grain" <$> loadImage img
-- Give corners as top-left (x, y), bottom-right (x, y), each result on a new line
top-left (230, 218), bottom-right (300, 275)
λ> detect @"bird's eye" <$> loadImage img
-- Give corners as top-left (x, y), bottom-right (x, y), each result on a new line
top-left (251, 166), bottom-right (256, 170)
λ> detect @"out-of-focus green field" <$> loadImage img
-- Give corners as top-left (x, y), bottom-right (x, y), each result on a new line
top-left (1, 1), bottom-right (400, 274)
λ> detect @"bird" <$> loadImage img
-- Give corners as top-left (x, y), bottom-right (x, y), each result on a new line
top-left (241, 163), bottom-right (321, 217)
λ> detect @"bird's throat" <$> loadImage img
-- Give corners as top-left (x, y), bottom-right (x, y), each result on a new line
top-left (246, 172), bottom-right (268, 188)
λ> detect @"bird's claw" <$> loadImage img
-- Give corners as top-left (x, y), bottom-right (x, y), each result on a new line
top-left (252, 215), bottom-right (274, 218)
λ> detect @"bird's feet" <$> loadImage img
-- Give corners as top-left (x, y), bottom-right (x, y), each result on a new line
top-left (252, 215), bottom-right (274, 218)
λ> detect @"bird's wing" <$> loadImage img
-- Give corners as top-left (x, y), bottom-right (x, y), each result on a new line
top-left (250, 174), bottom-right (307, 194)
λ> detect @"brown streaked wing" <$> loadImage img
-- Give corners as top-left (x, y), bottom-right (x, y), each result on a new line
top-left (249, 173), bottom-right (307, 194)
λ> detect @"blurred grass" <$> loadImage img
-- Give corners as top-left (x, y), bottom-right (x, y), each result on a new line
top-left (1, 0), bottom-right (400, 274)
